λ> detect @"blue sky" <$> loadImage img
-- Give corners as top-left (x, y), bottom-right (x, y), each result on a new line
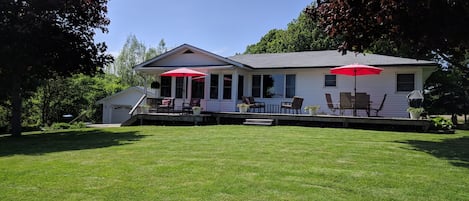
top-left (95, 0), bottom-right (312, 57)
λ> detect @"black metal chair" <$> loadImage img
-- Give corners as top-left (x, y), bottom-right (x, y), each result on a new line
top-left (242, 96), bottom-right (265, 113)
top-left (325, 93), bottom-right (340, 115)
top-left (370, 94), bottom-right (387, 117)
top-left (281, 96), bottom-right (304, 114)
top-left (157, 97), bottom-right (174, 112)
top-left (182, 98), bottom-right (201, 112)
top-left (339, 92), bottom-right (353, 115)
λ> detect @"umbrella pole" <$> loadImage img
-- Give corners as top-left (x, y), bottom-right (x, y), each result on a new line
top-left (353, 69), bottom-right (357, 116)
top-left (183, 76), bottom-right (186, 106)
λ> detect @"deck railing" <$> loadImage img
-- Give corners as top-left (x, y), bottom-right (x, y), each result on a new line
top-left (129, 94), bottom-right (146, 115)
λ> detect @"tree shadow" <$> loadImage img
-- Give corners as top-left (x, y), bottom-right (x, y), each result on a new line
top-left (398, 136), bottom-right (469, 168)
top-left (0, 129), bottom-right (145, 157)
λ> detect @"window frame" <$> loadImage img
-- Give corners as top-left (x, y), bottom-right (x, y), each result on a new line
top-left (210, 74), bottom-right (219, 99)
top-left (324, 74), bottom-right (337, 87)
top-left (223, 74), bottom-right (232, 100)
top-left (252, 74), bottom-right (295, 98)
top-left (396, 73), bottom-right (415, 92)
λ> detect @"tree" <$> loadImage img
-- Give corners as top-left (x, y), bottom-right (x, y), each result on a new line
top-left (306, 0), bottom-right (469, 121)
top-left (424, 68), bottom-right (469, 124)
top-left (112, 35), bottom-right (167, 86)
top-left (21, 73), bottom-right (126, 128)
top-left (305, 0), bottom-right (469, 67)
top-left (0, 0), bottom-right (113, 136)
top-left (245, 13), bottom-right (338, 54)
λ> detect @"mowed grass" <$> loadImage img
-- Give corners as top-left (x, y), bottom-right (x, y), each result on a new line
top-left (1, 126), bottom-right (468, 201)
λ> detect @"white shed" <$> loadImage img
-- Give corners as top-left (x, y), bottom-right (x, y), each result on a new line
top-left (97, 87), bottom-right (155, 124)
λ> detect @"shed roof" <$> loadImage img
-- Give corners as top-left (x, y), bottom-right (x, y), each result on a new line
top-left (96, 86), bottom-right (155, 104)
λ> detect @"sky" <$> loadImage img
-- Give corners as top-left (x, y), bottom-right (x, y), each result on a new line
top-left (95, 0), bottom-right (313, 57)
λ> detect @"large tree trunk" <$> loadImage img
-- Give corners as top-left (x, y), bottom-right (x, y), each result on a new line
top-left (10, 79), bottom-right (22, 137)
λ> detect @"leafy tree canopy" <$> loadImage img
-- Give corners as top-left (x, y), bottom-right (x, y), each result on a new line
top-left (109, 35), bottom-right (167, 86)
top-left (305, 0), bottom-right (469, 67)
top-left (0, 0), bottom-right (113, 136)
top-left (245, 13), bottom-right (338, 54)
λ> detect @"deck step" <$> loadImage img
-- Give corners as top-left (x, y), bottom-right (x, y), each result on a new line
top-left (243, 118), bottom-right (275, 126)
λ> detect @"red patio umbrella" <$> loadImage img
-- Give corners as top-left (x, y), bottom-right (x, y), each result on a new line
top-left (160, 67), bottom-right (207, 77)
top-left (160, 68), bottom-right (207, 105)
top-left (330, 64), bottom-right (383, 115)
top-left (330, 64), bottom-right (383, 95)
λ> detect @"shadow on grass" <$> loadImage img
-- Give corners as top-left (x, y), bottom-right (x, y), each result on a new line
top-left (0, 129), bottom-right (144, 157)
top-left (399, 136), bottom-right (469, 168)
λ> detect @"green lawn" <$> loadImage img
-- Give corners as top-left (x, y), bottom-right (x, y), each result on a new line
top-left (1, 126), bottom-right (468, 201)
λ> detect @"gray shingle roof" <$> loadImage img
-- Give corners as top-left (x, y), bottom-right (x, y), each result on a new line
top-left (228, 50), bottom-right (435, 69)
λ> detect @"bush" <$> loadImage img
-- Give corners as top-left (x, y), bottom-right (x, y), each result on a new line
top-left (431, 116), bottom-right (454, 130)
top-left (50, 122), bottom-right (86, 130)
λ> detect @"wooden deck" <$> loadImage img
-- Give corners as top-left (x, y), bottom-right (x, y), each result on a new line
top-left (122, 112), bottom-right (432, 132)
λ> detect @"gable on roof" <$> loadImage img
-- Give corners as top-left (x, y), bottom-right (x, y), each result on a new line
top-left (133, 44), bottom-right (246, 71)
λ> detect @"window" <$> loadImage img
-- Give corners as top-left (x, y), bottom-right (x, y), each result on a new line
top-left (176, 77), bottom-right (185, 98)
top-left (397, 74), bottom-right (415, 91)
top-left (238, 75), bottom-right (244, 100)
top-left (285, 74), bottom-right (296, 98)
top-left (191, 76), bottom-right (204, 99)
top-left (252, 75), bottom-right (261, 98)
top-left (263, 74), bottom-right (284, 98)
top-left (210, 74), bottom-right (219, 99)
top-left (252, 74), bottom-right (295, 98)
top-left (325, 75), bottom-right (336, 87)
top-left (160, 76), bottom-right (171, 97)
top-left (223, 74), bottom-right (232, 99)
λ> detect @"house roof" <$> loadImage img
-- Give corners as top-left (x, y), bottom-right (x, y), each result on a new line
top-left (229, 50), bottom-right (436, 69)
top-left (133, 44), bottom-right (247, 70)
top-left (96, 86), bottom-right (155, 104)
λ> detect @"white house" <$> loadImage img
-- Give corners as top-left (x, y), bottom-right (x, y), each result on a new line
top-left (130, 44), bottom-right (436, 118)
top-left (97, 86), bottom-right (155, 124)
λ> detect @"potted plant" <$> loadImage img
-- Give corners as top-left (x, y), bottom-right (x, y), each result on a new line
top-left (237, 103), bottom-right (250, 113)
top-left (192, 106), bottom-right (202, 116)
top-left (304, 105), bottom-right (320, 115)
top-left (407, 107), bottom-right (424, 120)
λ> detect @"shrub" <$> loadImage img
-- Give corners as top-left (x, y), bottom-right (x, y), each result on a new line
top-left (50, 122), bottom-right (86, 130)
top-left (431, 116), bottom-right (453, 130)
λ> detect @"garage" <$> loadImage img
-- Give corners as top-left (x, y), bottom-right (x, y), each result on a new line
top-left (97, 87), bottom-right (156, 124)
top-left (111, 105), bottom-right (132, 123)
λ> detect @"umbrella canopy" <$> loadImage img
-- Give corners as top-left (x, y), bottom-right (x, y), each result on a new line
top-left (330, 64), bottom-right (383, 116)
top-left (330, 64), bottom-right (383, 76)
top-left (160, 67), bottom-right (206, 77)
top-left (160, 68), bottom-right (207, 106)
top-left (330, 64), bottom-right (383, 93)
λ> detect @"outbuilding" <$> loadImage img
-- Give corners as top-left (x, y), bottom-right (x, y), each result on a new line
top-left (97, 86), bottom-right (155, 124)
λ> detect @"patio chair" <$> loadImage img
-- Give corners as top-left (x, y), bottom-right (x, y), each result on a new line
top-left (354, 93), bottom-right (370, 116)
top-left (182, 98), bottom-right (201, 112)
top-left (370, 94), bottom-right (387, 117)
top-left (158, 97), bottom-right (174, 112)
top-left (242, 96), bottom-right (265, 113)
top-left (281, 96), bottom-right (304, 114)
top-left (325, 93), bottom-right (340, 115)
top-left (339, 92), bottom-right (353, 115)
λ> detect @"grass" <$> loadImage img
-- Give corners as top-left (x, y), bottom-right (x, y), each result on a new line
top-left (1, 126), bottom-right (468, 201)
